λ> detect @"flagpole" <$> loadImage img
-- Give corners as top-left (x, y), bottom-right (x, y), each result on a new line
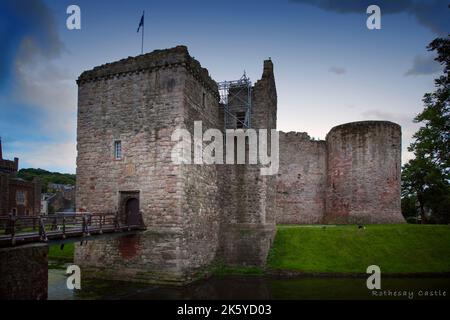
top-left (141, 11), bottom-right (144, 54)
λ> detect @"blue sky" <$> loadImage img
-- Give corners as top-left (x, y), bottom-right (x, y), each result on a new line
top-left (0, 0), bottom-right (448, 173)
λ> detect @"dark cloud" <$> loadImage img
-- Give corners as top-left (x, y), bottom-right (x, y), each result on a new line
top-left (14, 0), bottom-right (64, 57)
top-left (329, 66), bottom-right (347, 75)
top-left (0, 0), bottom-right (64, 86)
top-left (0, 1), bottom-right (75, 140)
top-left (405, 54), bottom-right (443, 76)
top-left (291, 0), bottom-right (450, 36)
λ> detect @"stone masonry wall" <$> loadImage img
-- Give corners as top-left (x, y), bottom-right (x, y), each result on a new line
top-left (180, 65), bottom-right (221, 273)
top-left (218, 60), bottom-right (277, 266)
top-left (275, 121), bottom-right (403, 225)
top-left (75, 46), bottom-right (221, 283)
top-left (0, 244), bottom-right (48, 300)
top-left (276, 132), bottom-right (327, 224)
top-left (325, 121), bottom-right (404, 224)
top-left (251, 60), bottom-right (278, 226)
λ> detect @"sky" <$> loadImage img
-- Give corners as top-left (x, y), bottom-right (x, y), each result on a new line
top-left (0, 0), bottom-right (449, 173)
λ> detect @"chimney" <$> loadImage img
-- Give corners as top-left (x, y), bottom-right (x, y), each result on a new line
top-left (14, 157), bottom-right (19, 171)
top-left (262, 58), bottom-right (274, 79)
top-left (0, 137), bottom-right (2, 160)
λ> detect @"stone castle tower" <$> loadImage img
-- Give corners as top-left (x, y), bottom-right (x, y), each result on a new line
top-left (75, 46), bottom-right (277, 283)
top-left (277, 121), bottom-right (403, 224)
top-left (75, 45), bottom-right (403, 284)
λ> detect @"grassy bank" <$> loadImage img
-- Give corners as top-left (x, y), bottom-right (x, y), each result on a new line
top-left (46, 225), bottom-right (450, 276)
top-left (48, 243), bottom-right (75, 262)
top-left (267, 224), bottom-right (450, 274)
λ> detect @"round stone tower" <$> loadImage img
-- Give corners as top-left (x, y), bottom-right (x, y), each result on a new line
top-left (324, 121), bottom-right (404, 224)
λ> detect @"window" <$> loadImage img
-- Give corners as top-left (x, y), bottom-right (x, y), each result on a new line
top-left (16, 191), bottom-right (25, 205)
top-left (114, 140), bottom-right (122, 160)
top-left (236, 112), bottom-right (246, 129)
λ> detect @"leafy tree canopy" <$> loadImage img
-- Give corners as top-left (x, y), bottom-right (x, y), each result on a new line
top-left (402, 36), bottom-right (450, 224)
top-left (17, 168), bottom-right (75, 193)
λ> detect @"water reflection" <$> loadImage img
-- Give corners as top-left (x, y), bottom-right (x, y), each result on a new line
top-left (49, 264), bottom-right (450, 300)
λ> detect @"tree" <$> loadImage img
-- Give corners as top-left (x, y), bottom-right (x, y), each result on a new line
top-left (410, 38), bottom-right (450, 173)
top-left (402, 157), bottom-right (449, 223)
top-left (17, 168), bottom-right (76, 193)
top-left (402, 36), bottom-right (450, 224)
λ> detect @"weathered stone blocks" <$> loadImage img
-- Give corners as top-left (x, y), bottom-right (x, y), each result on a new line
top-left (275, 121), bottom-right (404, 224)
top-left (0, 244), bottom-right (48, 300)
top-left (325, 121), bottom-right (404, 224)
top-left (75, 46), bottom-right (277, 284)
top-left (276, 132), bottom-right (327, 224)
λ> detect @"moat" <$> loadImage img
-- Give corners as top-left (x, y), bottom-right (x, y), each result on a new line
top-left (48, 262), bottom-right (450, 300)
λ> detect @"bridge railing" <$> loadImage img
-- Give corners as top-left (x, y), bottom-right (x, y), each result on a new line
top-left (0, 211), bottom-right (145, 247)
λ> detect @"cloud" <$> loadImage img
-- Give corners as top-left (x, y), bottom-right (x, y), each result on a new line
top-left (329, 66), bottom-right (347, 75)
top-left (0, 0), bottom-right (77, 171)
top-left (291, 0), bottom-right (450, 36)
top-left (10, 140), bottom-right (76, 173)
top-left (12, 37), bottom-right (77, 135)
top-left (404, 54), bottom-right (443, 76)
top-left (361, 109), bottom-right (420, 164)
top-left (1, 0), bottom-right (72, 119)
top-left (0, 0), bottom-right (65, 86)
top-left (6, 0), bottom-right (63, 58)
top-left (361, 109), bottom-right (415, 130)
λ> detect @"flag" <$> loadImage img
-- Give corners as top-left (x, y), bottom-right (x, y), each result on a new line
top-left (137, 12), bottom-right (144, 33)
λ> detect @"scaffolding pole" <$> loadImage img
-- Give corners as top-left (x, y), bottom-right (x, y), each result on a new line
top-left (217, 73), bottom-right (252, 131)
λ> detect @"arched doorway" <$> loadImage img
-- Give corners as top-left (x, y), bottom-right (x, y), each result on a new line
top-left (125, 198), bottom-right (140, 226)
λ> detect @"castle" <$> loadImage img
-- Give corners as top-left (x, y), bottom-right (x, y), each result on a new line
top-left (75, 46), bottom-right (404, 284)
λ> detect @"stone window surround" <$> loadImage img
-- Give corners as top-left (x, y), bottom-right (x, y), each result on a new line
top-left (114, 140), bottom-right (122, 160)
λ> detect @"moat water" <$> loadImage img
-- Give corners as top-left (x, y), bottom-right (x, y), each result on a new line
top-left (48, 261), bottom-right (450, 300)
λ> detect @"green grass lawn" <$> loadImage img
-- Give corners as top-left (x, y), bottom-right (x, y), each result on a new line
top-left (267, 224), bottom-right (450, 274)
top-left (48, 243), bottom-right (75, 262)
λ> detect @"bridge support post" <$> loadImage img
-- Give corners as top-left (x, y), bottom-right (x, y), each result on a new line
top-left (8, 213), bottom-right (16, 246)
top-left (82, 215), bottom-right (90, 237)
top-left (114, 212), bottom-right (120, 232)
top-left (98, 214), bottom-right (103, 234)
top-left (39, 218), bottom-right (48, 242)
top-left (62, 216), bottom-right (66, 239)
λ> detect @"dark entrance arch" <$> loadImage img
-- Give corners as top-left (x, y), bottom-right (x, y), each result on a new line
top-left (125, 198), bottom-right (140, 226)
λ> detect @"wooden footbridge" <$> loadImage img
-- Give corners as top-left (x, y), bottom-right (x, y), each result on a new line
top-left (0, 212), bottom-right (146, 248)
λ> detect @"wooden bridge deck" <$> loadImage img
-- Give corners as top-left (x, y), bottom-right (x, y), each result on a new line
top-left (0, 212), bottom-right (146, 248)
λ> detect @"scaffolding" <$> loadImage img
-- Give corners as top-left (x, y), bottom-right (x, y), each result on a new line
top-left (217, 73), bottom-right (252, 131)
